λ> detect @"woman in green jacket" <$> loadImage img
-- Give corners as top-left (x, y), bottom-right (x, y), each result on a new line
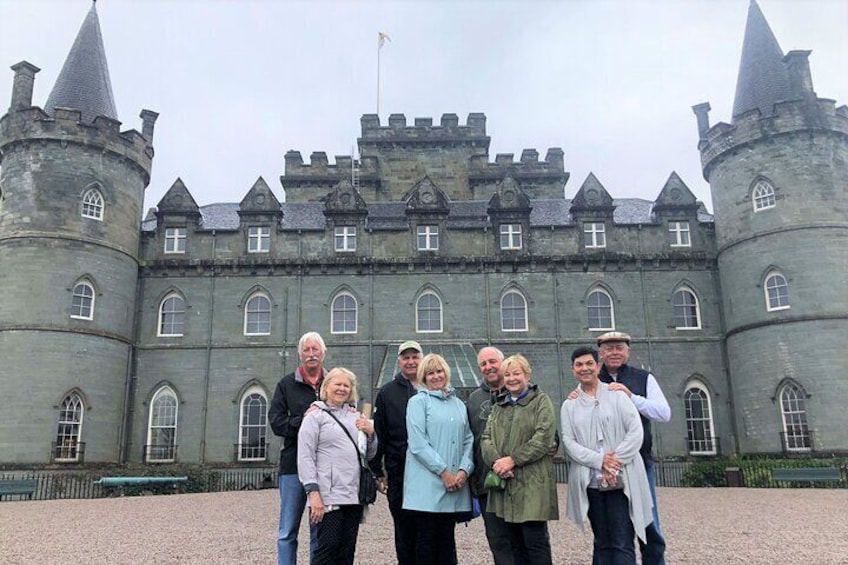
top-left (481, 354), bottom-right (559, 565)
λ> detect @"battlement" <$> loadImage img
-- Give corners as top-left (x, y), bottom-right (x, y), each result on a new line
top-left (358, 112), bottom-right (490, 145)
top-left (284, 151), bottom-right (379, 179)
top-left (469, 147), bottom-right (566, 180)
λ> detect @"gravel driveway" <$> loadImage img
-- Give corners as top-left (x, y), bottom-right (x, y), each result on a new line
top-left (1, 485), bottom-right (846, 564)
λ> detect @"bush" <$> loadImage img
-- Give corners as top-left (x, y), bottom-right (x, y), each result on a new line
top-left (681, 456), bottom-right (848, 488)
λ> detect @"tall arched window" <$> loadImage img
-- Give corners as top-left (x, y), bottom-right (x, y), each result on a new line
top-left (501, 290), bottom-right (528, 332)
top-left (780, 383), bottom-right (810, 451)
top-left (147, 386), bottom-right (178, 462)
top-left (54, 392), bottom-right (84, 462)
top-left (587, 288), bottom-right (614, 330)
top-left (684, 382), bottom-right (716, 455)
top-left (752, 180), bottom-right (776, 211)
top-left (244, 293), bottom-right (272, 335)
top-left (158, 293), bottom-right (185, 336)
top-left (81, 188), bottom-right (104, 220)
top-left (239, 388), bottom-right (268, 461)
top-left (71, 280), bottom-right (95, 320)
top-left (416, 292), bottom-right (442, 333)
top-left (331, 292), bottom-right (357, 334)
top-left (764, 271), bottom-right (790, 311)
top-left (673, 287), bottom-right (701, 329)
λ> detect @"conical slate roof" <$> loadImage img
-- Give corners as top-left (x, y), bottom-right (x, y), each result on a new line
top-left (44, 2), bottom-right (117, 123)
top-left (731, 0), bottom-right (793, 120)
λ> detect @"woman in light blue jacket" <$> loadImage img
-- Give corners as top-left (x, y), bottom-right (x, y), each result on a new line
top-left (403, 353), bottom-right (474, 565)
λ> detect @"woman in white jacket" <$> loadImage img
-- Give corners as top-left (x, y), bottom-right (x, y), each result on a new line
top-left (297, 367), bottom-right (377, 565)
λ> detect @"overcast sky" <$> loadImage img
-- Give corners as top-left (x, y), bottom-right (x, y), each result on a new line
top-left (1, 0), bottom-right (846, 215)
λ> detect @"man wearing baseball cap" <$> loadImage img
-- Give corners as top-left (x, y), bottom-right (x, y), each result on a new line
top-left (596, 331), bottom-right (670, 565)
top-left (372, 340), bottom-right (424, 565)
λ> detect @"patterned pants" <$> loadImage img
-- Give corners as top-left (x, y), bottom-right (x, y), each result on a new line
top-left (311, 505), bottom-right (364, 565)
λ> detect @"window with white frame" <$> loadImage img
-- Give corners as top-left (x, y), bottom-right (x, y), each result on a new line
top-left (247, 226), bottom-right (270, 253)
top-left (334, 226), bottom-right (356, 252)
top-left (331, 292), bottom-right (357, 334)
top-left (501, 290), bottom-right (528, 332)
top-left (584, 222), bottom-right (606, 249)
top-left (587, 289), bottom-right (614, 330)
top-left (499, 223), bottom-right (522, 250)
top-left (71, 280), bottom-right (95, 320)
top-left (684, 383), bottom-right (716, 455)
top-left (245, 293), bottom-right (272, 335)
top-left (147, 386), bottom-right (178, 462)
top-left (81, 188), bottom-right (104, 220)
top-left (780, 383), bottom-right (810, 451)
top-left (668, 221), bottom-right (691, 247)
top-left (417, 225), bottom-right (439, 251)
top-left (239, 388), bottom-right (268, 461)
top-left (55, 392), bottom-right (84, 462)
top-left (164, 227), bottom-right (186, 254)
top-left (416, 292), bottom-right (443, 333)
top-left (673, 287), bottom-right (701, 329)
top-left (764, 271), bottom-right (790, 311)
top-left (752, 180), bottom-right (776, 211)
top-left (158, 294), bottom-right (185, 337)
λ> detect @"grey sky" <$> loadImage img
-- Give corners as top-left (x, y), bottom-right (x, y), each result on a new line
top-left (1, 0), bottom-right (846, 214)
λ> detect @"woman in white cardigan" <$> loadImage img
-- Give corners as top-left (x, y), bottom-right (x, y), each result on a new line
top-left (561, 346), bottom-right (653, 565)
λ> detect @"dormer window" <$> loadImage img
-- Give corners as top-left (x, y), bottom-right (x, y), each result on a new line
top-left (164, 228), bottom-right (186, 254)
top-left (334, 226), bottom-right (356, 252)
top-left (668, 221), bottom-right (691, 248)
top-left (248, 226), bottom-right (270, 253)
top-left (417, 225), bottom-right (439, 251)
top-left (584, 222), bottom-right (606, 249)
top-left (499, 224), bottom-right (522, 250)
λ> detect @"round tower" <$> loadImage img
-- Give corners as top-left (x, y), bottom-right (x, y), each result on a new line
top-left (0, 4), bottom-right (156, 464)
top-left (693, 2), bottom-right (848, 454)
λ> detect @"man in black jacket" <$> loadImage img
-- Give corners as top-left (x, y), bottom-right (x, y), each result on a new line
top-left (269, 331), bottom-right (327, 565)
top-left (372, 340), bottom-right (422, 565)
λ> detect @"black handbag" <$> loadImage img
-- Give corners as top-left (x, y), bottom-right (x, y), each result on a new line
top-left (322, 409), bottom-right (377, 505)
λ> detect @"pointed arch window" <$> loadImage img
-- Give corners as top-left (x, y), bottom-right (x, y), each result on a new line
top-left (158, 293), bottom-right (185, 337)
top-left (81, 188), bottom-right (104, 220)
top-left (416, 291), bottom-right (442, 333)
top-left (673, 287), bottom-right (701, 329)
top-left (54, 392), bottom-right (84, 462)
top-left (146, 386), bottom-right (178, 462)
top-left (764, 271), bottom-right (790, 311)
top-left (587, 288), bottom-right (614, 331)
top-left (245, 293), bottom-right (272, 335)
top-left (331, 292), bottom-right (357, 334)
top-left (780, 383), bottom-right (810, 452)
top-left (239, 388), bottom-right (268, 461)
top-left (684, 382), bottom-right (716, 455)
top-left (501, 290), bottom-right (528, 332)
top-left (71, 280), bottom-right (95, 320)
top-left (752, 180), bottom-right (776, 211)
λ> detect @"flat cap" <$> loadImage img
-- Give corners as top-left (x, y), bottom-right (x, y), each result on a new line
top-left (596, 331), bottom-right (631, 346)
top-left (397, 340), bottom-right (423, 355)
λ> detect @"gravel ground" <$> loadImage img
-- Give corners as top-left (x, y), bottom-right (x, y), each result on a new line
top-left (1, 486), bottom-right (846, 564)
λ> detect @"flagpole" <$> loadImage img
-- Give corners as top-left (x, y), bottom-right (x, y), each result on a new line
top-left (377, 34), bottom-right (381, 116)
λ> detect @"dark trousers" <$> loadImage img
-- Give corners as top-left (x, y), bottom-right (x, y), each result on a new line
top-left (408, 510), bottom-right (457, 565)
top-left (387, 470), bottom-right (418, 565)
top-left (640, 460), bottom-right (667, 565)
top-left (504, 520), bottom-right (552, 565)
top-left (587, 488), bottom-right (636, 565)
top-left (479, 494), bottom-right (515, 565)
top-left (311, 504), bottom-right (364, 565)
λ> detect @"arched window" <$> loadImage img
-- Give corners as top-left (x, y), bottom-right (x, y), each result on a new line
top-left (239, 388), bottom-right (268, 461)
top-left (673, 287), bottom-right (701, 329)
top-left (764, 271), bottom-right (790, 311)
top-left (331, 292), bottom-right (357, 334)
top-left (416, 292), bottom-right (442, 333)
top-left (501, 290), bottom-right (528, 332)
top-left (684, 382), bottom-right (716, 455)
top-left (587, 288), bottom-right (614, 330)
top-left (54, 392), bottom-right (84, 462)
top-left (780, 383), bottom-right (810, 451)
top-left (244, 293), bottom-right (272, 335)
top-left (71, 280), bottom-right (95, 320)
top-left (81, 188), bottom-right (104, 220)
top-left (752, 180), bottom-right (776, 211)
top-left (158, 293), bottom-right (185, 336)
top-left (146, 386), bottom-right (178, 462)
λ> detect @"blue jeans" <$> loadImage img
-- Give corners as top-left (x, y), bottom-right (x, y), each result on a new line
top-left (277, 474), bottom-right (315, 565)
top-left (640, 461), bottom-right (666, 565)
top-left (587, 488), bottom-right (636, 565)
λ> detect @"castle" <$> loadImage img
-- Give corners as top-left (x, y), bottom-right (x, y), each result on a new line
top-left (0, 2), bottom-right (845, 466)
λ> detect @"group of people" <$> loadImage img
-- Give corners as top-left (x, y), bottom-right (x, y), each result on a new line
top-left (269, 330), bottom-right (670, 565)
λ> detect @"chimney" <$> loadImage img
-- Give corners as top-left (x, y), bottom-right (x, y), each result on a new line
top-left (9, 61), bottom-right (40, 111)
top-left (784, 50), bottom-right (815, 99)
top-left (140, 109), bottom-right (159, 143)
top-left (692, 102), bottom-right (712, 138)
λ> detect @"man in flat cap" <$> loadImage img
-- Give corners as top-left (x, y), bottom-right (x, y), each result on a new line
top-left (596, 331), bottom-right (670, 565)
top-left (372, 340), bottom-right (424, 565)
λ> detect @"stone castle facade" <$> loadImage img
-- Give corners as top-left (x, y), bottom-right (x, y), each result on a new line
top-left (1, 2), bottom-right (845, 466)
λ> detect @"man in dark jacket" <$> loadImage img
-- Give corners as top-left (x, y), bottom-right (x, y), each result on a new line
top-left (372, 340), bottom-right (422, 565)
top-left (269, 331), bottom-right (327, 565)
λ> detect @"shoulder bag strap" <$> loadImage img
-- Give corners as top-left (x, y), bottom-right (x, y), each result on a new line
top-left (322, 408), bottom-right (368, 469)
